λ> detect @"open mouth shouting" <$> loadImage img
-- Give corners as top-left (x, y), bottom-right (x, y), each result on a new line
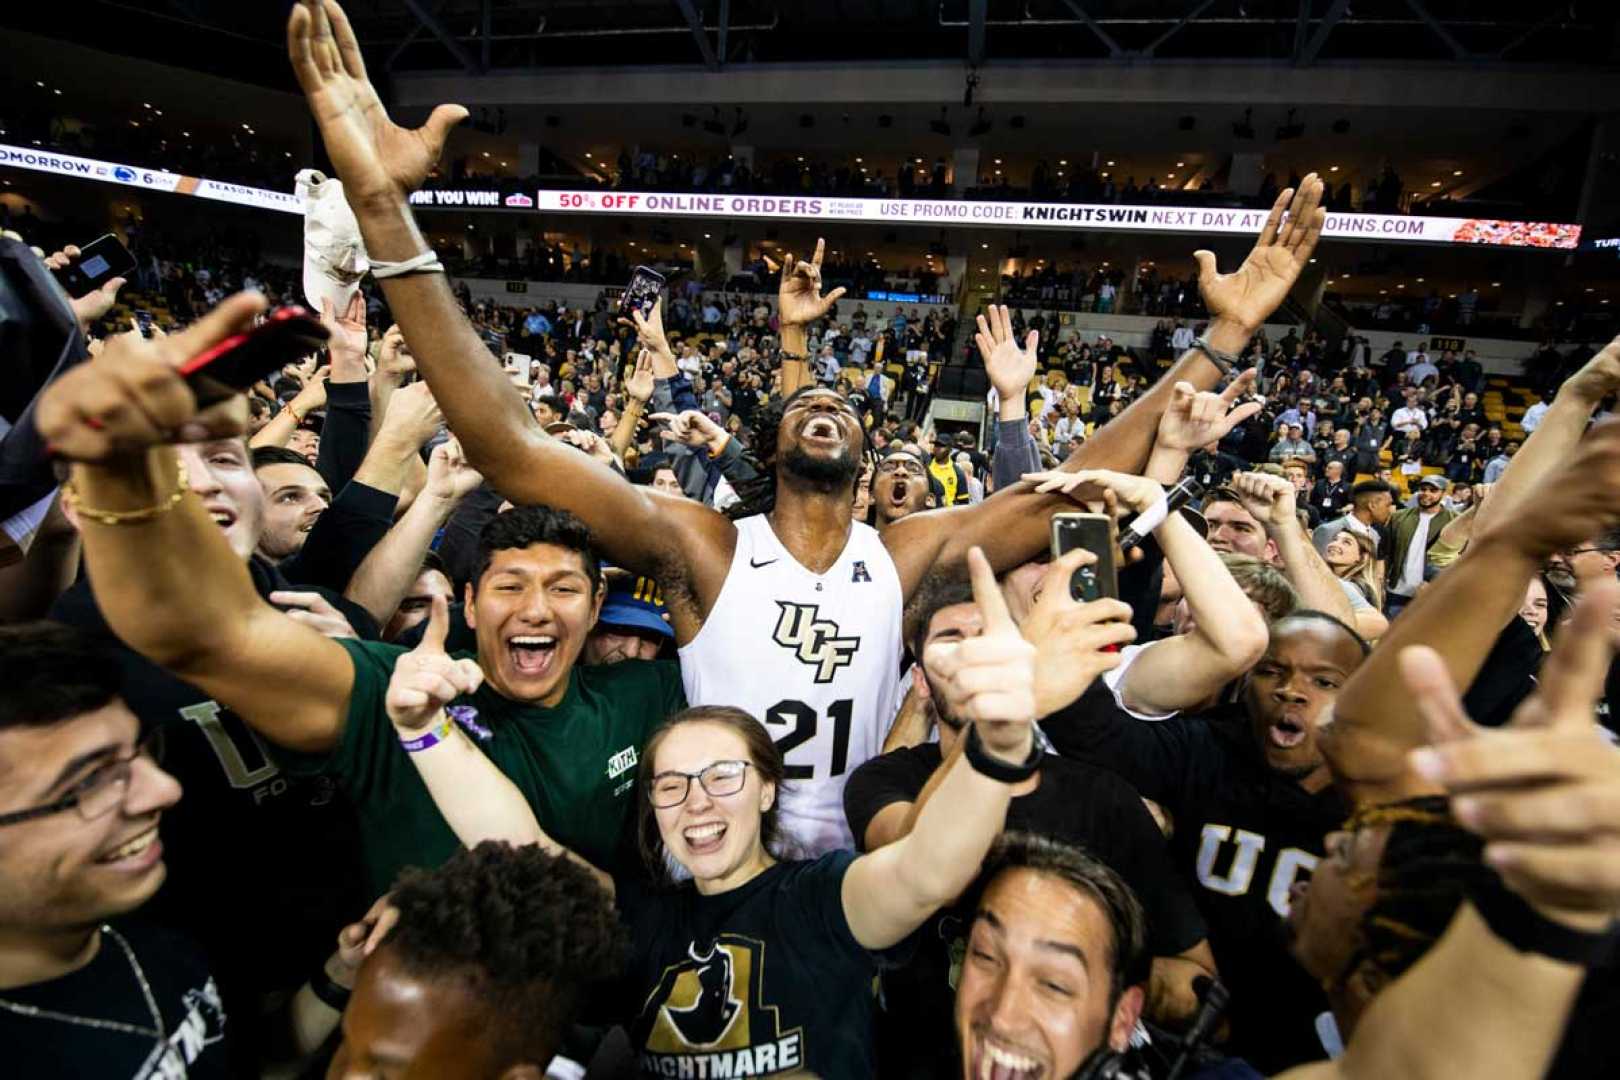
top-left (968, 1033), bottom-right (1048, 1080)
top-left (682, 820), bottom-right (728, 857)
top-left (1267, 710), bottom-right (1309, 750)
top-left (801, 415), bottom-right (843, 444)
top-left (507, 634), bottom-right (559, 679)
top-left (204, 503), bottom-right (237, 531)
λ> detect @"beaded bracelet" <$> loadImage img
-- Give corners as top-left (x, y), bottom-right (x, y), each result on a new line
top-left (59, 460), bottom-right (189, 527)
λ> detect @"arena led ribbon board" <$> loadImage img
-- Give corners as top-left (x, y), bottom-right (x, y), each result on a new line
top-left (1, 143), bottom-right (1582, 249)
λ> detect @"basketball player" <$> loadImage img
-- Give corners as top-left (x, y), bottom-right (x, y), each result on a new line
top-left (284, 0), bottom-right (1326, 852)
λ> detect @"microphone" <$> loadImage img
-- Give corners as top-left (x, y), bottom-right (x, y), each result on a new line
top-left (1118, 477), bottom-right (1206, 552)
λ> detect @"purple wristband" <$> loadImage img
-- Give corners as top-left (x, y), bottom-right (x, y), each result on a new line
top-left (400, 717), bottom-right (452, 753)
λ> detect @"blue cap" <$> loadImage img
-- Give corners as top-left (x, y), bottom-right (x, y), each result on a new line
top-left (598, 574), bottom-right (673, 640)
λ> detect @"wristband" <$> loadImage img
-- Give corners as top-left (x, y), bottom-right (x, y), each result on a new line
top-left (371, 250), bottom-right (446, 279)
top-left (1190, 335), bottom-right (1239, 377)
top-left (964, 724), bottom-right (1042, 784)
top-left (1469, 877), bottom-right (1620, 966)
top-left (399, 715), bottom-right (454, 753)
top-left (308, 969), bottom-right (351, 1012)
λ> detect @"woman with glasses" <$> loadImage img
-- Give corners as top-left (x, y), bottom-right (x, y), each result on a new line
top-left (385, 553), bottom-right (1039, 1078)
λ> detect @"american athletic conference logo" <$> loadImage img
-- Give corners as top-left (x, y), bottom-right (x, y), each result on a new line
top-left (771, 601), bottom-right (860, 683)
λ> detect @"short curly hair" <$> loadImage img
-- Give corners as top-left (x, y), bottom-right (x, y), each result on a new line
top-left (387, 842), bottom-right (626, 1067)
top-left (474, 505), bottom-right (601, 591)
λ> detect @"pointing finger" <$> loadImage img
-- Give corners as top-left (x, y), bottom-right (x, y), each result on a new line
top-left (419, 592), bottom-right (451, 655)
top-left (966, 546), bottom-right (1015, 635)
top-left (1221, 368), bottom-right (1258, 403)
top-left (812, 237), bottom-right (825, 269)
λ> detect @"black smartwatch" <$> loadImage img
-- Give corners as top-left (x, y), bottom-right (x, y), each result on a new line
top-left (309, 969), bottom-right (353, 1012)
top-left (964, 724), bottom-right (1042, 784)
top-left (1469, 878), bottom-right (1620, 966)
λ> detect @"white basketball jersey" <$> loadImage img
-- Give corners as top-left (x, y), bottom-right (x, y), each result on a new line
top-left (679, 514), bottom-right (904, 855)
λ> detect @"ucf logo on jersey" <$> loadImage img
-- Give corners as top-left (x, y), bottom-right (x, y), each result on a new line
top-left (771, 602), bottom-right (860, 683)
top-left (640, 935), bottom-right (806, 1077)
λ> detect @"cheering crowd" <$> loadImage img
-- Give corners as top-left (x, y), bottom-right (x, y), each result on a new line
top-left (3, 3), bottom-right (1620, 1079)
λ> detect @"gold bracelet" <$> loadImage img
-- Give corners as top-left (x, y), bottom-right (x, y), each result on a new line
top-left (60, 460), bottom-right (189, 527)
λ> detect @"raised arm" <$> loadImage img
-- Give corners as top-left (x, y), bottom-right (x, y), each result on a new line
top-left (610, 349), bottom-right (655, 461)
top-left (840, 549), bottom-right (1032, 950)
top-left (286, 0), bottom-right (733, 623)
top-left (1036, 469), bottom-right (1268, 715)
top-left (1325, 420), bottom-right (1620, 806)
top-left (251, 368), bottom-right (327, 450)
top-left (1143, 374), bottom-right (1261, 485)
top-left (36, 295), bottom-right (356, 754)
top-left (776, 239), bottom-right (846, 396)
top-left (884, 178), bottom-right (1327, 594)
top-left (1231, 471), bottom-right (1358, 624)
top-left (345, 437), bottom-right (482, 625)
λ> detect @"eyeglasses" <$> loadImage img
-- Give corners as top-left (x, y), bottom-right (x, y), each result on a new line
top-left (0, 731), bottom-right (165, 829)
top-left (648, 760), bottom-right (751, 809)
top-left (876, 459), bottom-right (926, 477)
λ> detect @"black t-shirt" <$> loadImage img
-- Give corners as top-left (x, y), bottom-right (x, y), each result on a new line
top-left (1, 921), bottom-right (229, 1079)
top-left (1043, 689), bottom-right (1347, 1074)
top-left (614, 852), bottom-right (892, 1078)
top-left (49, 567), bottom-right (372, 1071)
top-left (843, 743), bottom-right (1209, 1079)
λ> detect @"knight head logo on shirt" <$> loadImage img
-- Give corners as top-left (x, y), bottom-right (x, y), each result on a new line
top-left (641, 935), bottom-right (805, 1074)
top-left (772, 601), bottom-right (861, 683)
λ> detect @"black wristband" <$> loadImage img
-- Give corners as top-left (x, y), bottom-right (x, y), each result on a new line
top-left (1191, 335), bottom-right (1239, 377)
top-left (964, 724), bottom-right (1042, 784)
top-left (1469, 878), bottom-right (1620, 966)
top-left (309, 969), bottom-right (352, 1012)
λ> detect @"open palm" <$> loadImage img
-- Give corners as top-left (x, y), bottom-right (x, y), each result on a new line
top-left (288, 0), bottom-right (467, 205)
top-left (1195, 175), bottom-right (1326, 331)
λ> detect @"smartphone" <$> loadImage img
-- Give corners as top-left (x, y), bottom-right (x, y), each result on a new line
top-left (178, 306), bottom-right (329, 407)
top-left (52, 234), bottom-right (138, 297)
top-left (135, 310), bottom-right (155, 339)
top-left (1050, 512), bottom-right (1119, 602)
top-left (619, 265), bottom-right (666, 319)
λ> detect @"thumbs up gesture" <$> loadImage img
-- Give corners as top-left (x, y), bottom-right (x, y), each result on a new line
top-left (922, 547), bottom-right (1038, 763)
top-left (384, 594), bottom-right (485, 734)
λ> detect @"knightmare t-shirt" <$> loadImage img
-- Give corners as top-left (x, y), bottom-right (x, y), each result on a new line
top-left (0, 921), bottom-right (229, 1079)
top-left (615, 852), bottom-right (892, 1078)
top-left (286, 641), bottom-right (686, 893)
top-left (1043, 689), bottom-right (1347, 1075)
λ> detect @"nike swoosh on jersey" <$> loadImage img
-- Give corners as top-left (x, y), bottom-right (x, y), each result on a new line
top-left (750, 558), bottom-right (779, 568)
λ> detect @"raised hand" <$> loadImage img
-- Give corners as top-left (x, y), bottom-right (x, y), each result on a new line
top-left (1402, 578), bottom-right (1620, 930)
top-left (333, 893), bottom-right (399, 975)
top-left (320, 291), bottom-right (370, 379)
top-left (1230, 470), bottom-right (1298, 531)
top-left (270, 590), bottom-right (359, 639)
top-left (1559, 335), bottom-right (1620, 408)
top-left (1020, 548), bottom-right (1137, 717)
top-left (974, 304), bottom-right (1039, 401)
top-left (922, 547), bottom-right (1039, 761)
top-left (424, 436), bottom-right (484, 503)
top-left (377, 380), bottom-right (444, 448)
top-left (44, 245), bottom-right (126, 328)
top-left (1024, 468), bottom-right (1163, 515)
top-left (384, 593), bottom-right (484, 732)
top-left (778, 238), bottom-right (847, 328)
top-left (1194, 175), bottom-right (1326, 333)
top-left (619, 298), bottom-right (675, 374)
top-left (287, 0), bottom-right (467, 206)
top-left (1155, 370), bottom-right (1263, 452)
top-left (376, 323), bottom-right (413, 379)
top-left (624, 349), bottom-right (656, 404)
top-left (37, 292), bottom-right (267, 462)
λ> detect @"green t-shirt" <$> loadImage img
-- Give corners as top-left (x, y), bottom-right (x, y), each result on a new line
top-left (289, 640), bottom-right (685, 894)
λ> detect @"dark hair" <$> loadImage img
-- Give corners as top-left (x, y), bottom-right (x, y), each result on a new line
top-left (1273, 609), bottom-right (1372, 657)
top-left (250, 446), bottom-right (317, 471)
top-left (725, 386), bottom-right (861, 520)
top-left (634, 706), bottom-right (788, 882)
top-left (474, 506), bottom-right (601, 592)
top-left (905, 573), bottom-right (976, 662)
top-left (0, 623), bottom-right (124, 733)
top-left (419, 549), bottom-right (448, 580)
top-left (967, 832), bottom-right (1151, 1007)
top-left (1351, 480), bottom-right (1397, 502)
top-left (387, 841), bottom-right (625, 1068)
top-left (532, 392), bottom-right (565, 416)
top-left (1340, 797), bottom-right (1491, 991)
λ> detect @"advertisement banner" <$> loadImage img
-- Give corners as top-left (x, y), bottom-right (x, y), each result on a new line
top-left (532, 189), bottom-right (1582, 249)
top-left (0, 143), bottom-right (301, 215)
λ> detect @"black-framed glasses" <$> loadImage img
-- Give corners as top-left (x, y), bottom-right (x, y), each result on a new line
top-left (876, 458), bottom-right (926, 477)
top-left (648, 760), bottom-right (751, 809)
top-left (0, 730), bottom-right (165, 829)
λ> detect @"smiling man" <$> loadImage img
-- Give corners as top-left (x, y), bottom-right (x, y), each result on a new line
top-left (0, 622), bottom-right (227, 1078)
top-left (1041, 612), bottom-right (1370, 1072)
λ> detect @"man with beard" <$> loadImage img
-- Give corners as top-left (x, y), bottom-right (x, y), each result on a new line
top-left (1384, 475), bottom-right (1455, 615)
top-left (867, 448), bottom-right (934, 532)
top-left (1041, 611), bottom-right (1370, 1072)
top-left (844, 562), bottom-right (1216, 1077)
top-left (282, 0), bottom-right (1327, 853)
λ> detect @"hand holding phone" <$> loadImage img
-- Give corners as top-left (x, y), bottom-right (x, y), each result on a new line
top-left (1050, 512), bottom-right (1120, 602)
top-left (619, 265), bottom-right (666, 319)
top-left (178, 306), bottom-right (329, 407)
top-left (51, 235), bottom-right (137, 298)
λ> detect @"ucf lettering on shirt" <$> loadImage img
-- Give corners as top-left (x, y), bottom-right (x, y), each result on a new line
top-left (678, 515), bottom-right (903, 855)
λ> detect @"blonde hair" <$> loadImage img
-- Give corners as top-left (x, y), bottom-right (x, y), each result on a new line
top-left (1328, 529), bottom-right (1384, 609)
